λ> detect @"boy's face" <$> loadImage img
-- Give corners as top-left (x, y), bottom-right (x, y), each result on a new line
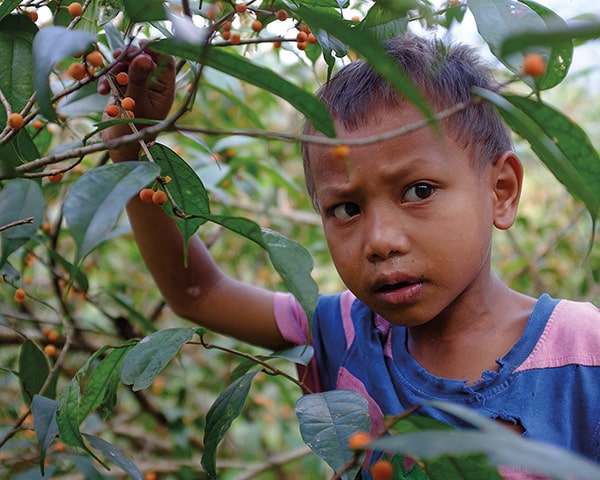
top-left (308, 106), bottom-right (503, 327)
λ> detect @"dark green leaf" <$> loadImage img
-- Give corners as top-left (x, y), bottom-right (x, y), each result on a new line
top-left (0, 14), bottom-right (37, 121)
top-left (80, 346), bottom-right (133, 422)
top-left (151, 39), bottom-right (336, 138)
top-left (360, 4), bottom-right (410, 41)
top-left (148, 143), bottom-right (210, 262)
top-left (202, 371), bottom-right (259, 479)
top-left (31, 395), bottom-right (58, 476)
top-left (18, 340), bottom-right (50, 405)
top-left (0, 179), bottom-right (44, 267)
top-left (63, 161), bottom-right (160, 263)
top-left (120, 328), bottom-right (197, 391)
top-left (32, 26), bottom-right (96, 121)
top-left (271, 345), bottom-right (314, 366)
top-left (0, 129), bottom-right (42, 176)
top-left (83, 434), bottom-right (143, 480)
top-left (0, 1), bottom-right (22, 22)
top-left (474, 88), bottom-right (599, 219)
top-left (296, 390), bottom-right (371, 480)
top-left (122, 0), bottom-right (167, 22)
top-left (425, 453), bottom-right (502, 480)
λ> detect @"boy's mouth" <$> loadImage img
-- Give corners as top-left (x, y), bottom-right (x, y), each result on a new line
top-left (372, 275), bottom-right (424, 293)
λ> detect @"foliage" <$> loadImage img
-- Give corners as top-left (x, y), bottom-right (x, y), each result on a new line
top-left (1, 0), bottom-right (600, 479)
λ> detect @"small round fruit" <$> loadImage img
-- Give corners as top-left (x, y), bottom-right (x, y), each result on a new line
top-left (67, 2), bottom-right (83, 17)
top-left (297, 41), bottom-right (307, 51)
top-left (235, 2), bottom-right (247, 13)
top-left (275, 9), bottom-right (288, 21)
top-left (120, 96), bottom-right (136, 111)
top-left (68, 62), bottom-right (87, 80)
top-left (222, 20), bottom-right (232, 31)
top-left (25, 10), bottom-right (39, 22)
top-left (296, 31), bottom-right (308, 43)
top-left (222, 30), bottom-right (231, 41)
top-left (251, 20), bottom-right (262, 32)
top-left (32, 119), bottom-right (44, 130)
top-left (523, 53), bottom-right (546, 77)
top-left (371, 460), bottom-right (394, 480)
top-left (331, 144), bottom-right (350, 160)
top-left (46, 330), bottom-right (60, 342)
top-left (139, 188), bottom-right (155, 204)
top-left (348, 431), bottom-right (372, 450)
top-left (14, 288), bottom-right (26, 303)
top-left (86, 50), bottom-right (104, 68)
top-left (105, 104), bottom-right (119, 117)
top-left (308, 33), bottom-right (318, 44)
top-left (115, 71), bottom-right (129, 86)
top-left (152, 190), bottom-right (167, 205)
top-left (230, 32), bottom-right (241, 45)
top-left (7, 113), bottom-right (25, 130)
top-left (48, 170), bottom-right (63, 183)
top-left (44, 344), bottom-right (57, 357)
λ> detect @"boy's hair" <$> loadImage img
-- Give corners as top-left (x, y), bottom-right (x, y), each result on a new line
top-left (302, 34), bottom-right (513, 204)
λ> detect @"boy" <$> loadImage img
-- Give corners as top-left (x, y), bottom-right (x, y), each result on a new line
top-left (100, 34), bottom-right (600, 474)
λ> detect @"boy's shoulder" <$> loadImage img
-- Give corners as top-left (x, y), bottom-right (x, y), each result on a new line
top-left (515, 294), bottom-right (600, 373)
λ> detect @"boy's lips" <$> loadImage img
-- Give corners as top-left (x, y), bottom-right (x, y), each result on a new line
top-left (371, 274), bottom-right (425, 303)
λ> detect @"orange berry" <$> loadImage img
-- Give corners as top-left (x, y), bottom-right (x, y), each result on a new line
top-left (522, 53), bottom-right (546, 77)
top-left (139, 188), bottom-right (155, 204)
top-left (54, 441), bottom-right (66, 452)
top-left (32, 119), bottom-right (44, 130)
top-left (46, 330), bottom-right (60, 343)
top-left (44, 344), bottom-right (57, 357)
top-left (67, 2), bottom-right (83, 17)
top-left (296, 31), bottom-right (308, 43)
top-left (7, 113), bottom-right (25, 130)
top-left (68, 62), bottom-right (87, 80)
top-left (331, 144), bottom-right (350, 160)
top-left (115, 71), bottom-right (129, 86)
top-left (120, 97), bottom-right (136, 111)
top-left (351, 15), bottom-right (361, 22)
top-left (308, 33), bottom-right (317, 44)
top-left (144, 472), bottom-right (157, 480)
top-left (86, 50), bottom-right (104, 68)
top-left (222, 20), bottom-right (232, 31)
top-left (25, 10), bottom-right (38, 22)
top-left (297, 41), bottom-right (307, 51)
top-left (371, 460), bottom-right (394, 480)
top-left (273, 40), bottom-right (282, 49)
top-left (251, 19), bottom-right (262, 32)
top-left (235, 2), bottom-right (247, 13)
top-left (151, 190), bottom-right (167, 205)
top-left (275, 9), bottom-right (288, 21)
top-left (205, 5), bottom-right (218, 20)
top-left (48, 169), bottom-right (63, 183)
top-left (230, 32), bottom-right (241, 45)
top-left (121, 110), bottom-right (135, 119)
top-left (14, 288), bottom-right (26, 303)
top-left (105, 104), bottom-right (119, 117)
top-left (221, 30), bottom-right (231, 41)
top-left (348, 431), bottom-right (372, 450)
top-left (42, 222), bottom-right (51, 233)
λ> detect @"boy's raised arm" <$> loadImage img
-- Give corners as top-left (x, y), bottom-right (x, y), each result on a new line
top-left (99, 48), bottom-right (287, 351)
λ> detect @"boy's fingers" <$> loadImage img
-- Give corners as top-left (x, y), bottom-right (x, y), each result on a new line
top-left (127, 53), bottom-right (157, 89)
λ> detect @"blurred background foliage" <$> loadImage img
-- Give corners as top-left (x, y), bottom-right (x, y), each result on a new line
top-left (1, 0), bottom-right (599, 478)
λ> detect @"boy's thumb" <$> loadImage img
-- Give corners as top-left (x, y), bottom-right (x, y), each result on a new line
top-left (127, 53), bottom-right (157, 88)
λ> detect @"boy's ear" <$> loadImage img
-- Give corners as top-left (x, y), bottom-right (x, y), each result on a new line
top-left (491, 151), bottom-right (523, 230)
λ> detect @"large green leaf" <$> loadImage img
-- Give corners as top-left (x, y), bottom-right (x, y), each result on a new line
top-left (474, 88), bottom-right (600, 220)
top-left (31, 395), bottom-right (59, 476)
top-left (201, 371), bottom-right (259, 479)
top-left (151, 39), bottom-right (336, 138)
top-left (368, 401), bottom-right (600, 480)
top-left (148, 143), bottom-right (210, 262)
top-left (63, 161), bottom-right (160, 264)
top-left (0, 178), bottom-right (44, 267)
top-left (122, 0), bottom-right (167, 22)
top-left (296, 390), bottom-right (371, 480)
top-left (19, 340), bottom-right (50, 405)
top-left (468, 0), bottom-right (572, 90)
top-left (0, 128), bottom-right (42, 177)
top-left (0, 14), bottom-right (37, 121)
top-left (120, 327), bottom-right (197, 391)
top-left (0, 0), bottom-right (22, 22)
top-left (83, 434), bottom-right (143, 480)
top-left (32, 26), bottom-right (96, 122)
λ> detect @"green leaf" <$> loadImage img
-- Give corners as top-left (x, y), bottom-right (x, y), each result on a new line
top-left (0, 1), bottom-right (22, 22)
top-left (32, 26), bottom-right (96, 121)
top-left (148, 143), bottom-right (210, 262)
top-left (425, 453), bottom-right (503, 480)
top-left (151, 39), bottom-right (336, 138)
top-left (0, 128), bottom-right (42, 176)
top-left (83, 434), bottom-right (143, 480)
top-left (0, 178), bottom-right (44, 267)
top-left (360, 3), bottom-right (410, 41)
top-left (474, 88), bottom-right (600, 219)
top-left (31, 395), bottom-right (59, 476)
top-left (56, 379), bottom-right (85, 447)
top-left (80, 346), bottom-right (133, 422)
top-left (368, 401), bottom-right (600, 480)
top-left (120, 328), bottom-right (197, 391)
top-left (271, 345), bottom-right (314, 366)
top-left (294, 4), bottom-right (434, 124)
top-left (122, 0), bottom-right (167, 22)
top-left (63, 161), bottom-right (161, 264)
top-left (0, 14), bottom-right (37, 121)
top-left (19, 340), bottom-right (50, 405)
top-left (296, 390), bottom-right (371, 480)
top-left (202, 371), bottom-right (259, 479)
top-left (262, 228), bottom-right (318, 322)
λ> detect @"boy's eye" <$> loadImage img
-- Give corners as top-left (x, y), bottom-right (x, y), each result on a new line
top-left (403, 183), bottom-right (435, 203)
top-left (332, 202), bottom-right (360, 219)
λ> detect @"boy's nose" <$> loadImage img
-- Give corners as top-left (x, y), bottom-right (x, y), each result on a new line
top-left (364, 210), bottom-right (410, 261)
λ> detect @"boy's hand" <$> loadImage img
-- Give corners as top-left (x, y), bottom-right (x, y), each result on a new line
top-left (99, 44), bottom-right (176, 161)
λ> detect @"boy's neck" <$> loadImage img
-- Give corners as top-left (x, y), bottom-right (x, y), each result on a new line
top-left (405, 279), bottom-right (536, 384)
